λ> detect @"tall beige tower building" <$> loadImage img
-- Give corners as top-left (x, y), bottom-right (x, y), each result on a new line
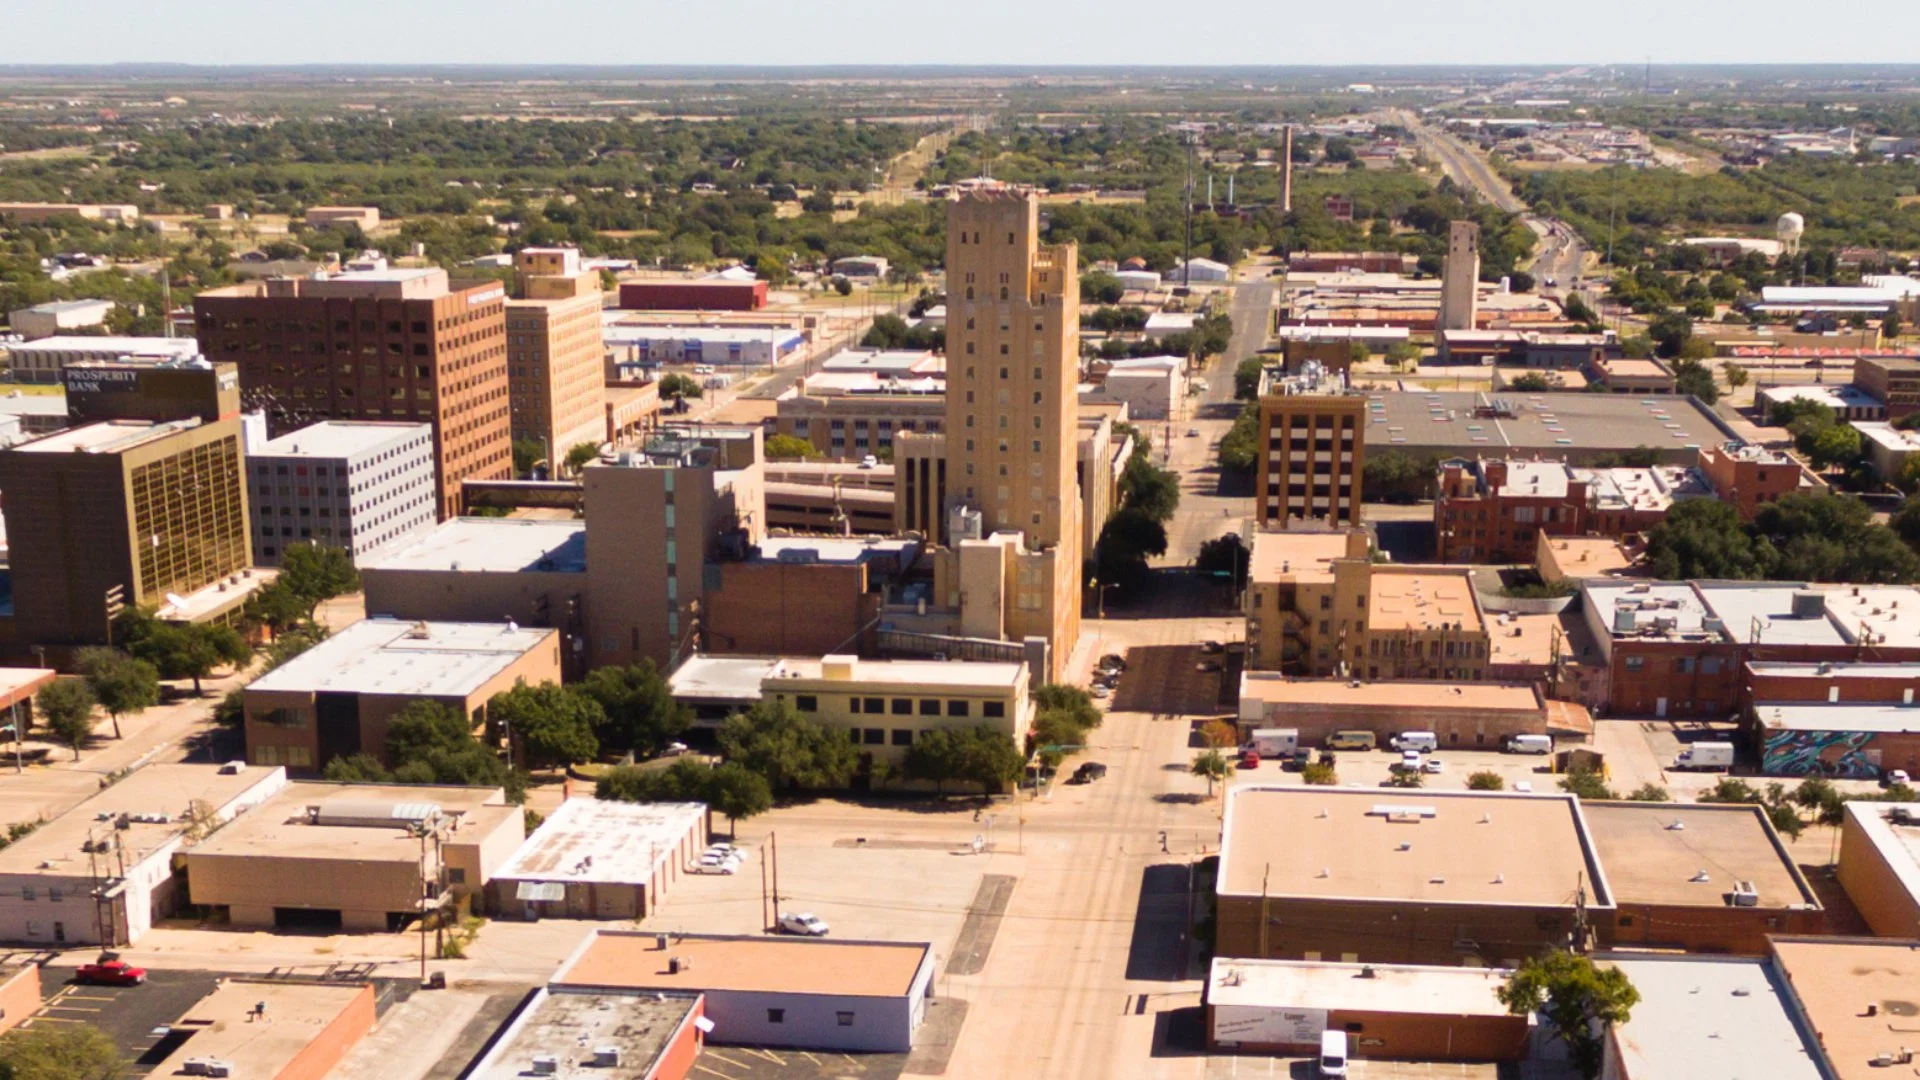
top-left (900, 185), bottom-right (1083, 679)
top-left (507, 248), bottom-right (607, 469)
top-left (1438, 220), bottom-right (1481, 331)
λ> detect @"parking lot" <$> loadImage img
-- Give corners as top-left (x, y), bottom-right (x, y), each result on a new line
top-left (29, 968), bottom-right (221, 1072)
top-left (1225, 741), bottom-right (1575, 797)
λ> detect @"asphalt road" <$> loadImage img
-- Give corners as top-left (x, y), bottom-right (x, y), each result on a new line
top-left (1408, 116), bottom-right (1592, 300)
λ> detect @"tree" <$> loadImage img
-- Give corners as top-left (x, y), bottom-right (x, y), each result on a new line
top-left (1196, 533), bottom-right (1251, 589)
top-left (1200, 719), bottom-right (1239, 749)
top-left (369, 699), bottom-right (524, 800)
top-left (902, 728), bottom-right (965, 794)
top-left (1095, 508), bottom-right (1169, 591)
top-left (491, 682), bottom-right (602, 770)
top-left (578, 660), bottom-right (690, 754)
top-left (1119, 452), bottom-right (1181, 524)
top-left (1671, 358), bottom-right (1719, 404)
top-left (1233, 357), bottom-right (1265, 401)
top-left (512, 437), bottom-right (544, 476)
top-left (278, 542), bottom-right (360, 619)
top-left (1363, 450), bottom-right (1437, 503)
top-left (1644, 499), bottom-right (1764, 581)
top-left (213, 688), bottom-right (246, 729)
top-left (1807, 424), bottom-right (1862, 472)
top-left (1034, 684), bottom-right (1101, 730)
top-left (37, 679), bottom-right (95, 761)
top-left (1080, 271), bottom-right (1124, 305)
top-left (1466, 770), bottom-right (1505, 790)
top-left (384, 699), bottom-right (475, 763)
top-left (1508, 373), bottom-right (1553, 392)
top-left (1770, 396), bottom-right (1835, 431)
top-left (764, 434), bottom-right (821, 460)
top-left (128, 622), bottom-right (250, 696)
top-left (1218, 402), bottom-right (1260, 473)
top-left (242, 578), bottom-right (310, 636)
top-left (0, 1021), bottom-right (126, 1080)
top-left (1558, 767), bottom-right (1617, 801)
top-left (1723, 363), bottom-right (1749, 390)
top-left (658, 373), bottom-right (703, 400)
top-left (706, 761), bottom-right (775, 831)
top-left (1190, 748), bottom-right (1233, 797)
top-left (718, 699), bottom-right (858, 791)
top-left (1626, 783), bottom-right (1672, 802)
top-left (1497, 951), bottom-right (1639, 1079)
top-left (1301, 761), bottom-right (1338, 785)
top-left (74, 647), bottom-right (158, 741)
top-left (564, 442), bottom-right (601, 475)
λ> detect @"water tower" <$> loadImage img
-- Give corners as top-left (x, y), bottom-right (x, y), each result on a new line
top-left (1777, 212), bottom-right (1805, 257)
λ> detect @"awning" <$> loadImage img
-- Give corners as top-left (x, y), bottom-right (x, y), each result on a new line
top-left (515, 882), bottom-right (566, 902)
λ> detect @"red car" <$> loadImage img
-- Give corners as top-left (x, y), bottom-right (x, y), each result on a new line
top-left (1240, 749), bottom-right (1260, 769)
top-left (75, 961), bottom-right (146, 986)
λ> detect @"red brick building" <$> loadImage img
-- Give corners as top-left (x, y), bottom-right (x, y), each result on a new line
top-left (195, 269), bottom-right (512, 519)
top-left (619, 280), bottom-right (767, 312)
top-left (1435, 459), bottom-right (1586, 562)
top-left (1697, 445), bottom-right (1818, 520)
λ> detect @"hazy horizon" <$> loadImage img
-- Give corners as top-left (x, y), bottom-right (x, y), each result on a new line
top-left (10, 1), bottom-right (1920, 68)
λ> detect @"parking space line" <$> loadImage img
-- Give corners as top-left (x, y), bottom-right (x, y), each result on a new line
top-left (45, 1005), bottom-right (100, 1012)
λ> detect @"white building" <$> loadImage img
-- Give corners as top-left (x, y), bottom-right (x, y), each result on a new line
top-left (1142, 311), bottom-right (1198, 340)
top-left (1112, 269), bottom-right (1162, 292)
top-left (247, 420), bottom-right (437, 566)
top-left (7, 298), bottom-right (114, 340)
top-left (0, 763), bottom-right (288, 947)
top-left (1082, 356), bottom-right (1183, 419)
top-left (4, 335), bottom-right (199, 384)
top-left (1855, 422), bottom-right (1920, 484)
top-left (492, 798), bottom-right (708, 921)
top-left (831, 255), bottom-right (890, 280)
top-left (1176, 257), bottom-right (1230, 282)
top-left (604, 325), bottom-right (804, 369)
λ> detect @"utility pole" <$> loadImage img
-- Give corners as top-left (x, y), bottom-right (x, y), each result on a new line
top-left (1258, 862), bottom-right (1271, 957)
top-left (770, 830), bottom-right (780, 925)
top-left (760, 847), bottom-right (770, 932)
top-left (1183, 133), bottom-right (1196, 292)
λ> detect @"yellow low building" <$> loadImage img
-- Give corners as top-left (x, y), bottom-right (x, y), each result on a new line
top-left (753, 654), bottom-right (1033, 771)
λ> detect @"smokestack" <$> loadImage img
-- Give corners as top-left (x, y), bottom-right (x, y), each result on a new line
top-left (1282, 127), bottom-right (1294, 214)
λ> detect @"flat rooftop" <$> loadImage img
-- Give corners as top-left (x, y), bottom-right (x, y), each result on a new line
top-left (1818, 585), bottom-right (1920, 649)
top-left (1582, 802), bottom-right (1818, 909)
top-left (748, 536), bottom-right (919, 567)
top-left (0, 763), bottom-right (285, 877)
top-left (7, 335), bottom-right (199, 356)
top-left (360, 518), bottom-right (587, 575)
top-left (495, 798), bottom-right (705, 887)
top-left (1761, 384), bottom-right (1884, 411)
top-left (1206, 957), bottom-right (1513, 1019)
top-left (1486, 611), bottom-right (1571, 669)
top-left (1368, 570), bottom-right (1481, 633)
top-left (152, 980), bottom-right (372, 1079)
top-left (1770, 937), bottom-right (1920, 1080)
top-left (246, 618), bottom-right (557, 698)
top-left (13, 418), bottom-right (201, 455)
top-left (1587, 581), bottom-right (1718, 640)
top-left (255, 420), bottom-right (430, 459)
top-left (1754, 702), bottom-right (1920, 734)
top-left (1240, 674), bottom-right (1539, 712)
top-left (1364, 392), bottom-right (1733, 461)
top-left (465, 987), bottom-right (700, 1080)
top-left (1247, 530), bottom-right (1355, 584)
top-left (1541, 537), bottom-right (1644, 579)
top-left (189, 781), bottom-right (510, 862)
top-left (1840, 802), bottom-right (1920, 905)
top-left (769, 655), bottom-right (1026, 691)
top-left (1218, 787), bottom-right (1610, 907)
top-left (1698, 583), bottom-right (1848, 647)
top-left (556, 931), bottom-right (931, 999)
top-left (668, 655), bottom-right (780, 703)
top-left (1603, 955), bottom-right (1825, 1080)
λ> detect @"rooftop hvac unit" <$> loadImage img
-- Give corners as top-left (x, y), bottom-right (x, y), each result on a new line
top-left (530, 1055), bottom-right (558, 1075)
top-left (592, 1047), bottom-right (622, 1067)
top-left (204, 1063), bottom-right (233, 1079)
top-left (1791, 591), bottom-right (1826, 619)
top-left (1730, 880), bottom-right (1760, 907)
top-left (1613, 606), bottom-right (1637, 634)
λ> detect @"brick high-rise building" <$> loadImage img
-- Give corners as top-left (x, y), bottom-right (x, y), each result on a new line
top-left (1253, 362), bottom-right (1366, 530)
top-left (507, 248), bottom-right (607, 467)
top-left (0, 418), bottom-right (251, 652)
top-left (892, 185), bottom-right (1083, 678)
top-left (193, 268), bottom-right (512, 519)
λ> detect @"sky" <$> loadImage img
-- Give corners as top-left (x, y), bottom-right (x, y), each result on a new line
top-left (9, 0), bottom-right (1920, 67)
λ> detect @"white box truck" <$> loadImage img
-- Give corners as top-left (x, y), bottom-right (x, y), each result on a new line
top-left (1249, 728), bottom-right (1298, 757)
top-left (1673, 741), bottom-right (1735, 771)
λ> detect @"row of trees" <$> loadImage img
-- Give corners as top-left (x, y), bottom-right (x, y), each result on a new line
top-left (1092, 424), bottom-right (1181, 595)
top-left (1646, 493), bottom-right (1920, 584)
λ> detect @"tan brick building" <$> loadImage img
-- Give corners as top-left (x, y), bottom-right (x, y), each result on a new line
top-left (0, 418), bottom-right (252, 652)
top-left (194, 268), bottom-right (513, 519)
top-left (507, 248), bottom-right (608, 465)
top-left (1252, 364), bottom-right (1366, 530)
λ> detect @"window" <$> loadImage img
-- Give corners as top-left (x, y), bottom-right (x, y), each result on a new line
top-left (863, 728), bottom-right (885, 745)
top-left (947, 700), bottom-right (970, 718)
top-left (982, 701), bottom-right (1006, 719)
top-left (863, 697), bottom-right (884, 714)
top-left (837, 1011), bottom-right (856, 1027)
top-left (796, 695), bottom-right (818, 712)
top-left (20, 887), bottom-right (34, 901)
top-left (891, 698), bottom-right (912, 716)
top-left (891, 730), bottom-right (912, 746)
top-left (919, 699), bottom-right (941, 716)
top-left (848, 697), bottom-right (862, 714)
top-left (446, 867), bottom-right (467, 884)
top-left (1624, 656), bottom-right (1646, 672)
top-left (767, 1009), bottom-right (786, 1024)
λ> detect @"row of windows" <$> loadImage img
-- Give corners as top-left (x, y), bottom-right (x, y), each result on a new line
top-left (1621, 655), bottom-right (1727, 675)
top-left (795, 694), bottom-right (1007, 720)
top-left (251, 744), bottom-right (315, 767)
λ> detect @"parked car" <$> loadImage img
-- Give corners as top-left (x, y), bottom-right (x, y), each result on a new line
top-left (1186, 428), bottom-right (1200, 437)
top-left (661, 741), bottom-right (690, 756)
top-left (1326, 730), bottom-right (1377, 751)
top-left (1071, 761), bottom-right (1108, 784)
top-left (779, 912), bottom-right (830, 936)
top-left (1422, 758), bottom-right (1445, 775)
top-left (1099, 654), bottom-right (1128, 672)
top-left (1888, 769), bottom-right (1913, 788)
top-left (1240, 750), bottom-right (1260, 769)
top-left (1091, 684), bottom-right (1112, 699)
top-left (1391, 751), bottom-right (1424, 773)
top-left (75, 961), bottom-right (146, 987)
top-left (1200, 640), bottom-right (1224, 654)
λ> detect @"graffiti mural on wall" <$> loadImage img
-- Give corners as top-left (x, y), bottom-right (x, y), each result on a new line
top-left (1763, 729), bottom-right (1878, 778)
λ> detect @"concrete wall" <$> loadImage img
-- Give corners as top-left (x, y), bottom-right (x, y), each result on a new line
top-left (189, 854), bottom-right (423, 930)
top-left (0, 965), bottom-right (41, 1036)
top-left (1208, 1004), bottom-right (1529, 1061)
top-left (1837, 809), bottom-right (1920, 938)
top-left (702, 963), bottom-right (926, 1053)
top-left (0, 871), bottom-right (128, 947)
top-left (1240, 692), bottom-right (1546, 750)
top-left (360, 566), bottom-right (584, 628)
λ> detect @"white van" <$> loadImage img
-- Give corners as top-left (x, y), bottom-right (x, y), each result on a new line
top-left (1506, 734), bottom-right (1554, 755)
top-left (1390, 731), bottom-right (1438, 753)
top-left (1319, 1030), bottom-right (1349, 1077)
